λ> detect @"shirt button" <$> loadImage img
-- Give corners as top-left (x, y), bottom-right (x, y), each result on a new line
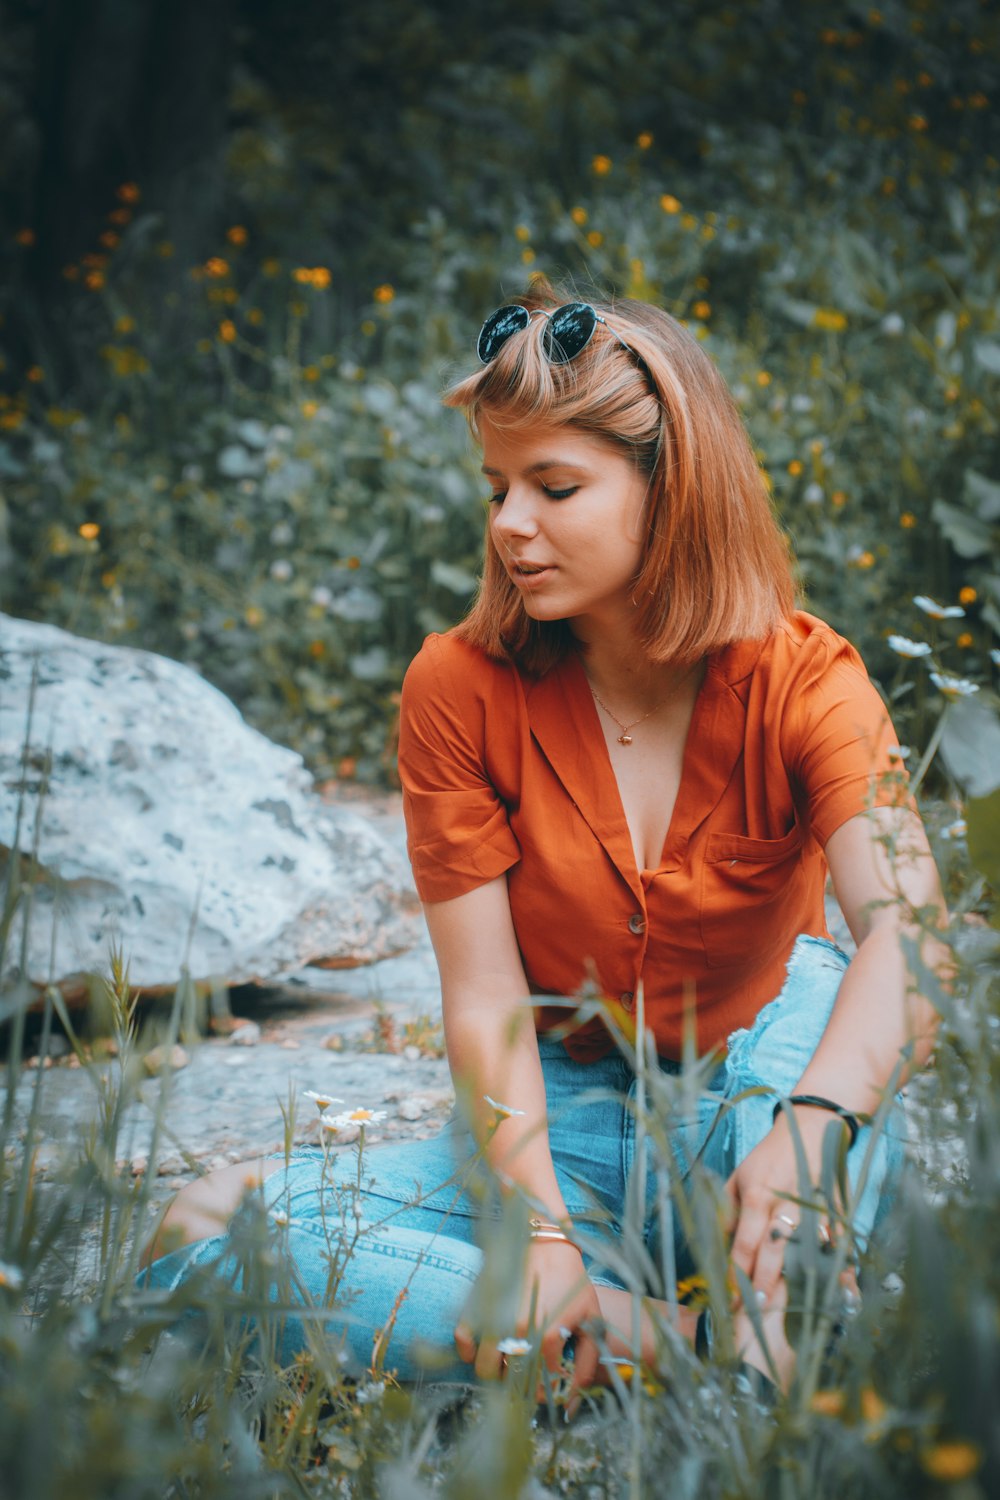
top-left (628, 913), bottom-right (645, 935)
top-left (620, 991), bottom-right (634, 1010)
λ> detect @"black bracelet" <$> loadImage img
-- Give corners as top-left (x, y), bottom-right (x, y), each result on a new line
top-left (771, 1094), bottom-right (861, 1148)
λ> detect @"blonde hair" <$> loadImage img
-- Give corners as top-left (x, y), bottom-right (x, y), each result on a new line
top-left (444, 275), bottom-right (795, 673)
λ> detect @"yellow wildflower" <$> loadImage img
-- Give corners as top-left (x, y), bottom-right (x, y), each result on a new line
top-left (693, 301), bottom-right (711, 319)
top-left (115, 316), bottom-right (136, 334)
top-left (308, 639), bottom-right (325, 658)
top-left (908, 113), bottom-right (928, 131)
top-left (570, 206), bottom-right (588, 225)
top-left (636, 131), bottom-right (653, 149)
top-left (521, 248), bottom-right (535, 264)
top-left (261, 257), bottom-right (280, 276)
top-left (116, 182), bottom-right (141, 203)
top-left (107, 207), bottom-right (132, 226)
top-left (0, 411), bottom-right (24, 430)
top-left (226, 225), bottom-right (248, 245)
top-left (920, 1441), bottom-right (982, 1481)
top-left (26, 366), bottom-right (44, 383)
top-left (788, 460), bottom-right (803, 476)
top-left (860, 1387), bottom-right (887, 1423)
top-left (99, 231), bottom-right (119, 249)
top-left (957, 632), bottom-right (973, 648)
top-left (756, 370), bottom-right (772, 387)
top-left (810, 1389), bottom-right (846, 1417)
top-left (959, 586), bottom-right (977, 605)
top-left (245, 606), bottom-right (263, 627)
top-left (591, 154), bottom-right (612, 175)
top-left (301, 401), bottom-right (319, 419)
top-left (900, 511), bottom-right (916, 528)
top-left (373, 283), bottom-right (395, 304)
top-left (681, 213), bottom-right (697, 231)
top-left (515, 224), bottom-right (531, 242)
top-left (204, 257), bottom-right (230, 278)
top-left (79, 523), bottom-right (100, 540)
top-left (813, 308), bottom-right (848, 332)
top-left (14, 227), bottom-right (35, 246)
top-left (360, 319), bottom-right (376, 335)
top-left (85, 271), bottom-right (105, 291)
top-left (302, 364), bottom-right (320, 382)
top-left (659, 194), bottom-right (681, 214)
top-left (586, 230), bottom-right (603, 247)
top-left (854, 551), bottom-right (876, 569)
top-left (218, 320), bottom-right (237, 343)
top-left (247, 308), bottom-right (264, 326)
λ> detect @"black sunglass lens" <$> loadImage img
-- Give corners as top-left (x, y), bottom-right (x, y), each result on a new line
top-left (541, 303), bottom-right (597, 364)
top-left (477, 304), bottom-right (531, 363)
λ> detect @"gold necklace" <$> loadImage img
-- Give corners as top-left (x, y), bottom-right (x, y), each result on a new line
top-left (589, 687), bottom-right (672, 746)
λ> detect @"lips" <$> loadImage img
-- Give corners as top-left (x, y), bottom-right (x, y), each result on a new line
top-left (510, 561), bottom-right (553, 575)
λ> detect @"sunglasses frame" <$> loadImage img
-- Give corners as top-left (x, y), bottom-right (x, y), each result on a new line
top-left (476, 300), bottom-right (637, 366)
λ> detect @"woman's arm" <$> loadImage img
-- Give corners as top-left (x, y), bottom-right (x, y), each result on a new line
top-left (729, 802), bottom-right (949, 1303)
top-left (423, 875), bottom-right (603, 1395)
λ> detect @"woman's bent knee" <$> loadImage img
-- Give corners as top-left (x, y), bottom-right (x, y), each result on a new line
top-left (140, 1157), bottom-right (282, 1267)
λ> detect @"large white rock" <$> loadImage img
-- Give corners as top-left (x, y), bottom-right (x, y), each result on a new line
top-left (0, 614), bottom-right (421, 990)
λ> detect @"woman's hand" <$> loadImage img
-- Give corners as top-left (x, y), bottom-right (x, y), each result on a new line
top-left (726, 1108), bottom-right (842, 1310)
top-left (454, 1239), bottom-right (603, 1402)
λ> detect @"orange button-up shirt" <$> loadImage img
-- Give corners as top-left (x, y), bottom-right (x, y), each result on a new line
top-left (398, 612), bottom-right (906, 1062)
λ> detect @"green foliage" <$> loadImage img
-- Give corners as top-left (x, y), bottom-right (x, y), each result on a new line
top-left (1, 0), bottom-right (998, 780)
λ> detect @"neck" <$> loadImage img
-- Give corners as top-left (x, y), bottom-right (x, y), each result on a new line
top-left (572, 617), bottom-right (693, 707)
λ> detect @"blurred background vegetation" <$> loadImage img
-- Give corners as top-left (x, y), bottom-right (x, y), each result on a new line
top-left (0, 0), bottom-right (997, 781)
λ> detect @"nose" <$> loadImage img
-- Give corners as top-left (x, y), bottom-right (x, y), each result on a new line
top-left (491, 485), bottom-right (540, 546)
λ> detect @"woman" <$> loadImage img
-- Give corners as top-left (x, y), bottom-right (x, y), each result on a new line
top-left (143, 280), bottom-right (946, 1404)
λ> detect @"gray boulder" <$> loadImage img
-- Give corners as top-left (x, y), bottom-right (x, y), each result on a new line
top-left (0, 613), bottom-right (420, 991)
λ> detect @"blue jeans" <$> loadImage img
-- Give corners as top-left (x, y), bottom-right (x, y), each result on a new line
top-left (140, 936), bottom-right (906, 1383)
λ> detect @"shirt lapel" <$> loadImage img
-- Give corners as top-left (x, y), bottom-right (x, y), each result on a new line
top-left (522, 654), bottom-right (643, 899)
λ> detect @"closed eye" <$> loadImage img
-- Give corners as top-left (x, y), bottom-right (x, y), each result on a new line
top-left (543, 485), bottom-right (578, 500)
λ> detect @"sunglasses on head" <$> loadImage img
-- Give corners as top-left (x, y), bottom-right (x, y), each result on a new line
top-left (476, 300), bottom-right (637, 366)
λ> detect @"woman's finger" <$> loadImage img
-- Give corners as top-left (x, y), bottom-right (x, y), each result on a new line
top-left (453, 1320), bottom-right (476, 1364)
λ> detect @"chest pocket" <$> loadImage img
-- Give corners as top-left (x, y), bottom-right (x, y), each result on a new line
top-left (699, 824), bottom-right (804, 969)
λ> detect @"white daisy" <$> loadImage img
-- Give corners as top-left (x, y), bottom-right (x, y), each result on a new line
top-left (496, 1337), bottom-right (532, 1357)
top-left (269, 1208), bottom-right (292, 1227)
top-left (0, 1260), bottom-right (24, 1291)
top-left (929, 672), bottom-right (979, 700)
top-left (887, 635), bottom-right (932, 658)
top-left (942, 820), bottom-right (968, 840)
top-left (991, 649), bottom-right (1000, 666)
top-left (888, 745), bottom-right (912, 761)
top-left (913, 595), bottom-right (965, 620)
top-left (321, 1107), bottom-right (388, 1130)
top-left (484, 1095), bottom-right (526, 1119)
top-left (304, 1089), bottom-right (343, 1113)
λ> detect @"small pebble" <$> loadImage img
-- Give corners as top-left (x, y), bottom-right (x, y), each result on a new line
top-left (397, 1099), bottom-right (426, 1121)
top-left (230, 1021), bottom-right (261, 1047)
top-left (144, 1044), bottom-right (191, 1076)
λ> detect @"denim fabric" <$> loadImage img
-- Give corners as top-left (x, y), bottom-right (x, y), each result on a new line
top-left (140, 935), bottom-right (906, 1383)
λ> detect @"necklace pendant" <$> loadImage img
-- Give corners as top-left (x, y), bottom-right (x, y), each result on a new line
top-left (617, 733), bottom-right (633, 746)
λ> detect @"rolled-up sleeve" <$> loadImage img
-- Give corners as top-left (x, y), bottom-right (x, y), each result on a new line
top-left (781, 646), bottom-right (913, 848)
top-left (398, 634), bottom-right (521, 902)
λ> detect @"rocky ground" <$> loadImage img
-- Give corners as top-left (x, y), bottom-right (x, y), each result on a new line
top-left (3, 790), bottom-right (452, 1224)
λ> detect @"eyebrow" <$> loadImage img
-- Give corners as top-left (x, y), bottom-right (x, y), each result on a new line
top-left (480, 459), bottom-right (588, 477)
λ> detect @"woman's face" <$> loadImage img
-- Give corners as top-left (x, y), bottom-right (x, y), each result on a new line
top-left (480, 417), bottom-right (649, 636)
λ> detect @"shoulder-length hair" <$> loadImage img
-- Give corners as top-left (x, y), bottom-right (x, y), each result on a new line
top-left (444, 275), bottom-right (796, 674)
